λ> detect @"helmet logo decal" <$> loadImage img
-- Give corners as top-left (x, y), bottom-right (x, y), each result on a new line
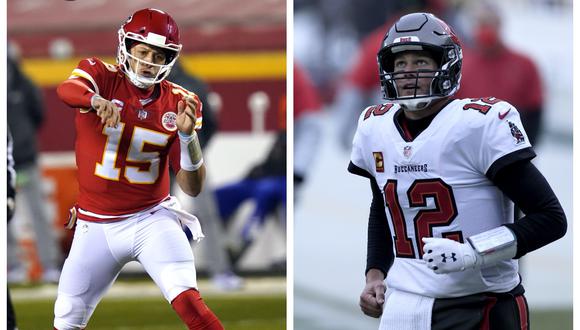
top-left (162, 112), bottom-right (177, 131)
top-left (394, 36), bottom-right (420, 43)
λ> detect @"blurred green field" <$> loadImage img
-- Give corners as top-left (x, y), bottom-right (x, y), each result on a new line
top-left (529, 309), bottom-right (573, 330)
top-left (12, 294), bottom-right (285, 330)
top-left (11, 283), bottom-right (569, 330)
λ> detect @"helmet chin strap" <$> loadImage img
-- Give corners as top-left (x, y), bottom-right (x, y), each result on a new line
top-left (127, 70), bottom-right (155, 89)
top-left (397, 96), bottom-right (441, 111)
top-left (125, 56), bottom-right (169, 89)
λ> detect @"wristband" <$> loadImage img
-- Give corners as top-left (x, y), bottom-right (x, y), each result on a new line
top-left (467, 226), bottom-right (517, 267)
top-left (468, 226), bottom-right (516, 254)
top-left (178, 131), bottom-right (195, 143)
top-left (179, 131), bottom-right (203, 171)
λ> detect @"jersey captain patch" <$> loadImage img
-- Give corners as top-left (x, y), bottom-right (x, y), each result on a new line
top-left (373, 152), bottom-right (384, 172)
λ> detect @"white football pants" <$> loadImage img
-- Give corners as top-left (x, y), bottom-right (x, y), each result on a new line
top-left (53, 206), bottom-right (198, 330)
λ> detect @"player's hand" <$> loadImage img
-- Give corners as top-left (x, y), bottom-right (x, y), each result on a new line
top-left (176, 95), bottom-right (200, 135)
top-left (359, 269), bottom-right (386, 318)
top-left (92, 96), bottom-right (121, 128)
top-left (422, 237), bottom-right (479, 274)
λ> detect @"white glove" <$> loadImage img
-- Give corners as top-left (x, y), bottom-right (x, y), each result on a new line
top-left (422, 237), bottom-right (480, 274)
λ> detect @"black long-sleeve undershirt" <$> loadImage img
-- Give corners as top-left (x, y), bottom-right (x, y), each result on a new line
top-left (353, 156), bottom-right (567, 278)
top-left (366, 177), bottom-right (393, 277)
top-left (491, 158), bottom-right (567, 259)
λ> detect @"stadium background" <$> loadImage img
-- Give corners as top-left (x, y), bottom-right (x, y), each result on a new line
top-left (8, 0), bottom-right (286, 329)
top-left (293, 0), bottom-right (572, 329)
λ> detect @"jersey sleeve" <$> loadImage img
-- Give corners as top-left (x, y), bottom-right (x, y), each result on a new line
top-left (477, 103), bottom-right (536, 179)
top-left (168, 135), bottom-right (181, 174)
top-left (348, 107), bottom-right (374, 178)
top-left (68, 57), bottom-right (112, 96)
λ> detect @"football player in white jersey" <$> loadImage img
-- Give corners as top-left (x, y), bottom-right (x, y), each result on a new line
top-left (348, 13), bottom-right (566, 330)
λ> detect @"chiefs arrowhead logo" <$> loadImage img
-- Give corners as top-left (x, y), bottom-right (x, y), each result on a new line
top-left (162, 112), bottom-right (177, 131)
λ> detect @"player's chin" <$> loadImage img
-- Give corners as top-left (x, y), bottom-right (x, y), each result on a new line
top-left (399, 90), bottom-right (417, 97)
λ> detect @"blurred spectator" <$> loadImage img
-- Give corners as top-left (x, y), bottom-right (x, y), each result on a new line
top-left (7, 129), bottom-right (18, 330)
top-left (456, 1), bottom-right (546, 224)
top-left (7, 56), bottom-right (62, 283)
top-left (456, 1), bottom-right (544, 146)
top-left (49, 37), bottom-right (74, 60)
top-left (294, 0), bottom-right (359, 103)
top-left (294, 63), bottom-right (323, 191)
top-left (295, 0), bottom-right (450, 103)
top-left (168, 60), bottom-right (243, 291)
top-left (214, 131), bottom-right (286, 266)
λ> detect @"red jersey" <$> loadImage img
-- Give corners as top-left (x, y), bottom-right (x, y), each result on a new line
top-left (456, 47), bottom-right (543, 112)
top-left (64, 57), bottom-right (201, 219)
top-left (345, 25), bottom-right (387, 91)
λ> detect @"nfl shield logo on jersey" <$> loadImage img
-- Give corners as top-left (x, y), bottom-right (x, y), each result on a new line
top-left (403, 145), bottom-right (413, 158)
top-left (137, 109), bottom-right (148, 120)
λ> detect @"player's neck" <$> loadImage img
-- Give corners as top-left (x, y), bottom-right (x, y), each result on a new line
top-left (403, 98), bottom-right (449, 120)
top-left (130, 82), bottom-right (157, 99)
top-left (396, 99), bottom-right (450, 141)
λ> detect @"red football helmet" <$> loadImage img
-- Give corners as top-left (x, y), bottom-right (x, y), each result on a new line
top-left (117, 8), bottom-right (182, 88)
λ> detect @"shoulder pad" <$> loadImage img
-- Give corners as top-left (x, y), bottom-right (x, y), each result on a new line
top-left (166, 81), bottom-right (196, 98)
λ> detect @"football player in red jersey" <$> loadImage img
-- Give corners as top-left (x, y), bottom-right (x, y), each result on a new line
top-left (349, 13), bottom-right (566, 329)
top-left (53, 8), bottom-right (223, 330)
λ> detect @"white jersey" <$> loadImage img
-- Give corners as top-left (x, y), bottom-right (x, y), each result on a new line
top-left (350, 97), bottom-right (533, 298)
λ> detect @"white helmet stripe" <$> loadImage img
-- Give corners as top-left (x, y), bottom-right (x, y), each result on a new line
top-left (145, 33), bottom-right (167, 46)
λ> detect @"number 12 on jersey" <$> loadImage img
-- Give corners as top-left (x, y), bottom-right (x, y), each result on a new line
top-left (384, 178), bottom-right (463, 258)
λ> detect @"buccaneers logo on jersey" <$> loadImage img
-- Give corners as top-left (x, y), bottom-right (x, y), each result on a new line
top-left (508, 121), bottom-right (525, 145)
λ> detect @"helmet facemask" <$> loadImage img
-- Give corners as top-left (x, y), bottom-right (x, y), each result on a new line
top-left (379, 45), bottom-right (461, 111)
top-left (377, 13), bottom-right (463, 111)
top-left (117, 29), bottom-right (181, 89)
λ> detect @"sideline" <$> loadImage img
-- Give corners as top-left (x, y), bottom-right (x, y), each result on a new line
top-left (10, 276), bottom-right (286, 301)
